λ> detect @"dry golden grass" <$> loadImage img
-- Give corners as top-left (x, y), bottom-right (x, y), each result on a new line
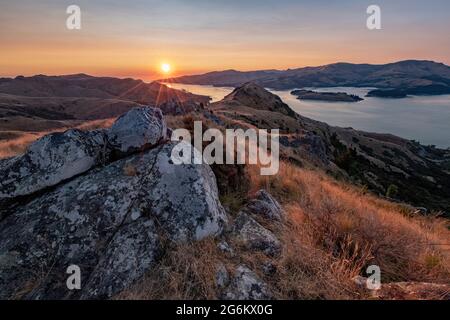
top-left (0, 132), bottom-right (43, 159)
top-left (247, 161), bottom-right (450, 298)
top-left (118, 161), bottom-right (449, 300)
top-left (116, 238), bottom-right (227, 300)
top-left (0, 118), bottom-right (116, 159)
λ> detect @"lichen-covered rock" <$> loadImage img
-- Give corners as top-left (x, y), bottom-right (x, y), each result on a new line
top-left (107, 106), bottom-right (167, 154)
top-left (146, 142), bottom-right (228, 241)
top-left (0, 142), bottom-right (227, 299)
top-left (246, 189), bottom-right (284, 221)
top-left (81, 219), bottom-right (160, 299)
top-left (223, 265), bottom-right (272, 300)
top-left (215, 263), bottom-right (229, 289)
top-left (0, 149), bottom-right (158, 299)
top-left (261, 261), bottom-right (277, 276)
top-left (0, 129), bottom-right (108, 203)
top-left (0, 107), bottom-right (168, 205)
top-left (217, 240), bottom-right (235, 257)
top-left (233, 212), bottom-right (281, 257)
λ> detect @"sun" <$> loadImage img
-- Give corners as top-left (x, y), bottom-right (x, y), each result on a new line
top-left (161, 63), bottom-right (171, 74)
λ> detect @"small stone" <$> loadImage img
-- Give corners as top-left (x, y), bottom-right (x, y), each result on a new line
top-left (233, 212), bottom-right (281, 257)
top-left (262, 261), bottom-right (277, 275)
top-left (217, 241), bottom-right (235, 257)
top-left (216, 263), bottom-right (229, 288)
top-left (223, 265), bottom-right (272, 300)
top-left (245, 189), bottom-right (284, 221)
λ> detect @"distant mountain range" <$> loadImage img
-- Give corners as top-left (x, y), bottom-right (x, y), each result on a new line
top-left (164, 60), bottom-right (450, 95)
top-left (0, 74), bottom-right (209, 132)
top-left (0, 73), bottom-right (208, 103)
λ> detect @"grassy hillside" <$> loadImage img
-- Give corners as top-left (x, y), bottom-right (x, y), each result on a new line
top-left (118, 158), bottom-right (450, 299)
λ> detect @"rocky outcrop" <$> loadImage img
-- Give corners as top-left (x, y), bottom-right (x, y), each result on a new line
top-left (0, 103), bottom-right (287, 300)
top-left (0, 107), bottom-right (227, 299)
top-left (214, 190), bottom-right (283, 299)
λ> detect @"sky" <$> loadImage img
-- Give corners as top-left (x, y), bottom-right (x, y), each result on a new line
top-left (1, 0), bottom-right (450, 80)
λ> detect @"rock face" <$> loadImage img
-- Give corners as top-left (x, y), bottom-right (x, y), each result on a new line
top-left (0, 107), bottom-right (227, 299)
top-left (223, 265), bottom-right (272, 300)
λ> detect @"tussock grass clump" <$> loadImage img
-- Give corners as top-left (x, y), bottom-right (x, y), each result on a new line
top-left (116, 239), bottom-right (226, 300)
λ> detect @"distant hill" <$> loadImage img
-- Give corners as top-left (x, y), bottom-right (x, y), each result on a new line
top-left (0, 74), bottom-right (209, 103)
top-left (223, 82), bottom-right (297, 117)
top-left (0, 74), bottom-right (210, 133)
top-left (164, 60), bottom-right (450, 94)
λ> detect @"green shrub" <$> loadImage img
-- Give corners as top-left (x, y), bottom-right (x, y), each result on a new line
top-left (386, 184), bottom-right (399, 198)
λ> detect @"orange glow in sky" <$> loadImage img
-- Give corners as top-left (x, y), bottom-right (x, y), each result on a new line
top-left (1, 1), bottom-right (450, 81)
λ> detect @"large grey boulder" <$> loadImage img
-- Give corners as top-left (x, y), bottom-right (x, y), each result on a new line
top-left (223, 265), bottom-right (272, 300)
top-left (0, 142), bottom-right (227, 299)
top-left (0, 129), bottom-right (108, 203)
top-left (233, 212), bottom-right (281, 257)
top-left (246, 189), bottom-right (284, 221)
top-left (0, 107), bottom-right (167, 205)
top-left (146, 142), bottom-right (228, 241)
top-left (107, 106), bottom-right (167, 154)
top-left (0, 148), bottom-right (158, 299)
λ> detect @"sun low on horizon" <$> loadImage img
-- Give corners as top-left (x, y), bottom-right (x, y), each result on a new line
top-left (160, 63), bottom-right (172, 75)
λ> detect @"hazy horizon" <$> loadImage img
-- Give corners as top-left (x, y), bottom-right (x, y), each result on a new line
top-left (1, 0), bottom-right (450, 80)
top-left (2, 58), bottom-right (449, 82)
